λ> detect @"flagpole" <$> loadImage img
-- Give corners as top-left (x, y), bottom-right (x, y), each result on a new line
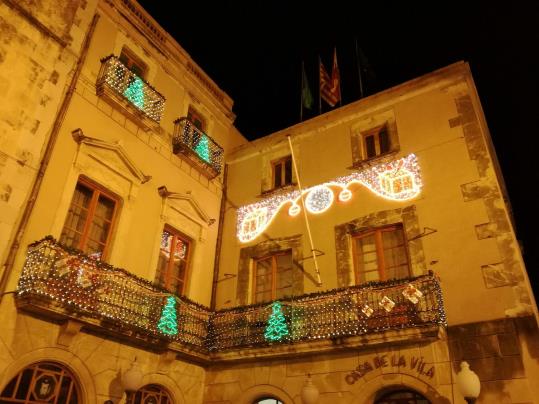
top-left (300, 61), bottom-right (304, 122)
top-left (318, 56), bottom-right (322, 115)
top-left (354, 37), bottom-right (364, 99)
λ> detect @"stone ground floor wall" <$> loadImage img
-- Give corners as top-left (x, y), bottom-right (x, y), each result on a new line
top-left (0, 297), bottom-right (206, 404)
top-left (204, 318), bottom-right (539, 404)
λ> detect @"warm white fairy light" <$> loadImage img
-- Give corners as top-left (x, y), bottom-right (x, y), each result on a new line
top-left (305, 185), bottom-right (334, 214)
top-left (237, 154), bottom-right (423, 242)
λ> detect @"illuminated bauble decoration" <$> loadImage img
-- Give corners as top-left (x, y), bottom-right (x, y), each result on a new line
top-left (305, 186), bottom-right (333, 214)
top-left (338, 188), bottom-right (352, 202)
top-left (288, 203), bottom-right (301, 216)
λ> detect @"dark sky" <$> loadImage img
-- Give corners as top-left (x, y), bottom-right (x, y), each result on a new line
top-left (138, 1), bottom-right (538, 296)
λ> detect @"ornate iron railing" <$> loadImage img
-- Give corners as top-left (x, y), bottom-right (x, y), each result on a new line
top-left (17, 237), bottom-right (209, 350)
top-left (96, 55), bottom-right (165, 123)
top-left (17, 238), bottom-right (446, 354)
top-left (172, 118), bottom-right (223, 177)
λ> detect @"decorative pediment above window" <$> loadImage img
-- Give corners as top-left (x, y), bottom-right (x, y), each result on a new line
top-left (72, 129), bottom-right (151, 185)
top-left (158, 186), bottom-right (215, 242)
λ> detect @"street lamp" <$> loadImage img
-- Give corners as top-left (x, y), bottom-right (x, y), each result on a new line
top-left (121, 358), bottom-right (143, 403)
top-left (300, 374), bottom-right (319, 404)
top-left (456, 361), bottom-right (480, 404)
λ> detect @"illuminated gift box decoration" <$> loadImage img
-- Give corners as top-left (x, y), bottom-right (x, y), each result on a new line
top-left (379, 296), bottom-right (396, 312)
top-left (402, 284), bottom-right (423, 304)
top-left (237, 154), bottom-right (422, 242)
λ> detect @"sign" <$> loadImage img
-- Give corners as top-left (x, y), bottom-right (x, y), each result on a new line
top-left (345, 354), bottom-right (435, 385)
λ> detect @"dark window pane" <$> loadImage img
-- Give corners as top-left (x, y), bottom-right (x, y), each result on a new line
top-left (365, 135), bottom-right (376, 158)
top-left (284, 158), bottom-right (292, 185)
top-left (379, 127), bottom-right (390, 153)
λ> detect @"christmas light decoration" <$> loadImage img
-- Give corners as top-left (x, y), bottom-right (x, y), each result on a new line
top-left (98, 55), bottom-right (165, 123)
top-left (157, 296), bottom-right (179, 336)
top-left (18, 238), bottom-right (446, 353)
top-left (264, 301), bottom-right (289, 342)
top-left (194, 135), bottom-right (211, 163)
top-left (305, 185), bottom-right (334, 214)
top-left (237, 154), bottom-right (422, 242)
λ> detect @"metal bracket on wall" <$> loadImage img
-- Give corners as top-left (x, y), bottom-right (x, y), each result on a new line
top-left (298, 249), bottom-right (325, 262)
top-left (408, 227), bottom-right (438, 241)
top-left (216, 273), bottom-right (237, 283)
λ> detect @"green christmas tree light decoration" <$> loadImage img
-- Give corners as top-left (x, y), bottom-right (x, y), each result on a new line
top-left (264, 301), bottom-right (289, 342)
top-left (157, 295), bottom-right (178, 336)
top-left (194, 134), bottom-right (211, 163)
top-left (124, 76), bottom-right (145, 110)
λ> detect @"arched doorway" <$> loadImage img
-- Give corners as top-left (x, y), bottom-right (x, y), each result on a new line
top-left (130, 384), bottom-right (174, 404)
top-left (375, 388), bottom-right (431, 404)
top-left (0, 361), bottom-right (80, 403)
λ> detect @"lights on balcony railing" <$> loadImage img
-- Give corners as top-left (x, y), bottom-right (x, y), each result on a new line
top-left (98, 56), bottom-right (166, 123)
top-left (172, 118), bottom-right (224, 176)
top-left (18, 238), bottom-right (446, 353)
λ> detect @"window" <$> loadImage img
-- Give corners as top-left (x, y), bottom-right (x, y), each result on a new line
top-left (60, 178), bottom-right (119, 260)
top-left (352, 224), bottom-right (409, 283)
top-left (129, 384), bottom-right (173, 404)
top-left (375, 389), bottom-right (431, 404)
top-left (362, 124), bottom-right (390, 159)
top-left (187, 106), bottom-right (206, 131)
top-left (0, 362), bottom-right (80, 403)
top-left (253, 250), bottom-right (293, 304)
top-left (156, 226), bottom-right (191, 295)
top-left (272, 156), bottom-right (293, 189)
top-left (119, 47), bottom-right (147, 78)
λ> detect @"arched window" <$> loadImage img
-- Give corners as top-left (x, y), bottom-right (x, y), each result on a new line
top-left (0, 362), bottom-right (80, 403)
top-left (375, 388), bottom-right (431, 404)
top-left (254, 398), bottom-right (284, 404)
top-left (130, 384), bottom-right (173, 404)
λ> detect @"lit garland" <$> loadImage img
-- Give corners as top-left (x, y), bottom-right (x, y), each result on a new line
top-left (18, 237), bottom-right (446, 352)
top-left (158, 296), bottom-right (179, 336)
top-left (172, 118), bottom-right (224, 174)
top-left (264, 301), bottom-right (289, 342)
top-left (237, 154), bottom-right (423, 242)
top-left (100, 55), bottom-right (165, 123)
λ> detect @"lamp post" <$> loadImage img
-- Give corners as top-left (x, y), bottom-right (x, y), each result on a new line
top-left (300, 374), bottom-right (319, 404)
top-left (121, 358), bottom-right (143, 404)
top-left (456, 361), bottom-right (480, 404)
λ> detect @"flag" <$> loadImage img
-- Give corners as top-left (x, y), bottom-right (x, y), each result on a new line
top-left (319, 49), bottom-right (341, 107)
top-left (330, 48), bottom-right (341, 104)
top-left (301, 63), bottom-right (313, 110)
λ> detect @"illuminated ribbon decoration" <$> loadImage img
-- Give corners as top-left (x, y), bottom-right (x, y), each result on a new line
top-left (237, 153), bottom-right (422, 243)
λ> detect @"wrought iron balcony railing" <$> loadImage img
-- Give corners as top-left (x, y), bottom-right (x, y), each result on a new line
top-left (172, 118), bottom-right (223, 178)
top-left (96, 55), bottom-right (166, 123)
top-left (17, 238), bottom-right (446, 357)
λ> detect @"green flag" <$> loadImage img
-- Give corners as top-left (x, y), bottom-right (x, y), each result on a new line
top-left (302, 64), bottom-right (313, 110)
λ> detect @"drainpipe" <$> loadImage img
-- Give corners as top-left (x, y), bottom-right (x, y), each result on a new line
top-left (210, 163), bottom-right (228, 310)
top-left (0, 13), bottom-right (101, 303)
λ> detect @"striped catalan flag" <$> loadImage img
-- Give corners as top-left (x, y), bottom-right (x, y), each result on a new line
top-left (319, 50), bottom-right (341, 107)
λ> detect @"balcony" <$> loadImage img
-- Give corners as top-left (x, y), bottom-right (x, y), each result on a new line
top-left (96, 55), bottom-right (166, 125)
top-left (172, 118), bottom-right (223, 178)
top-left (16, 238), bottom-right (446, 363)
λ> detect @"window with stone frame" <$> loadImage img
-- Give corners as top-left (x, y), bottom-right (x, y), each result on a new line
top-left (119, 46), bottom-right (147, 79)
top-left (252, 250), bottom-right (294, 304)
top-left (360, 124), bottom-right (391, 160)
top-left (155, 226), bottom-right (192, 295)
top-left (129, 384), bottom-right (173, 404)
top-left (352, 224), bottom-right (410, 284)
top-left (271, 155), bottom-right (293, 190)
top-left (187, 105), bottom-right (206, 131)
top-left (60, 177), bottom-right (120, 261)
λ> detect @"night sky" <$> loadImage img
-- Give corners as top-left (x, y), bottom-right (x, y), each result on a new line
top-left (137, 0), bottom-right (538, 296)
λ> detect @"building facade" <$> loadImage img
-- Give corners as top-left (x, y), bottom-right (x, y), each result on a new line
top-left (0, 1), bottom-right (537, 403)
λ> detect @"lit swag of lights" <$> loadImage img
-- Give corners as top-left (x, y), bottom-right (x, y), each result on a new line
top-left (237, 153), bottom-right (422, 242)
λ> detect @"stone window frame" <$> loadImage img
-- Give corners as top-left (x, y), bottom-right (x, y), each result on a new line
top-left (187, 104), bottom-right (207, 131)
top-left (335, 206), bottom-right (427, 287)
top-left (350, 110), bottom-right (400, 168)
top-left (236, 235), bottom-right (303, 306)
top-left (119, 46), bottom-right (148, 79)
